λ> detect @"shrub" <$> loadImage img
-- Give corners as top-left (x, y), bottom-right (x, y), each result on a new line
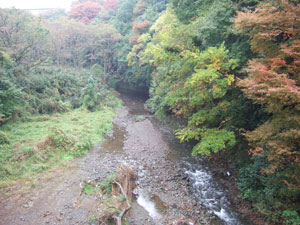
top-left (100, 174), bottom-right (116, 194)
top-left (49, 128), bottom-right (92, 157)
top-left (0, 131), bottom-right (9, 144)
top-left (282, 210), bottom-right (300, 225)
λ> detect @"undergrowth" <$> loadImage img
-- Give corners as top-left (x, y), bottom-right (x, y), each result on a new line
top-left (0, 105), bottom-right (120, 189)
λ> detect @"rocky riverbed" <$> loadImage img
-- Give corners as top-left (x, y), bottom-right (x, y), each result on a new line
top-left (0, 94), bottom-right (248, 225)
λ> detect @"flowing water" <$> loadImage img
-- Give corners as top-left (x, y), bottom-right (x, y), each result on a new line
top-left (106, 94), bottom-right (246, 224)
top-left (184, 161), bottom-right (243, 225)
top-left (123, 94), bottom-right (245, 224)
top-left (153, 118), bottom-right (245, 225)
top-left (136, 189), bottom-right (167, 220)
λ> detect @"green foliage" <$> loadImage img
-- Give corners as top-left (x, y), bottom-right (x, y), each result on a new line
top-left (0, 78), bottom-right (21, 118)
top-left (113, 0), bottom-right (137, 35)
top-left (129, 7), bottom-right (258, 156)
top-left (0, 51), bottom-right (21, 119)
top-left (91, 64), bottom-right (105, 81)
top-left (84, 184), bottom-right (95, 195)
top-left (0, 131), bottom-right (9, 145)
top-left (100, 174), bottom-right (116, 194)
top-left (13, 67), bottom-right (100, 115)
top-left (0, 106), bottom-right (117, 187)
top-left (235, 2), bottom-right (300, 222)
top-left (282, 210), bottom-right (300, 225)
top-left (170, 45), bottom-right (238, 155)
top-left (177, 128), bottom-right (236, 156)
top-left (237, 155), bottom-right (300, 223)
top-left (108, 0), bottom-right (166, 88)
top-left (0, 8), bottom-right (122, 121)
top-left (170, 0), bottom-right (211, 23)
top-left (118, 194), bottom-right (125, 202)
top-left (82, 76), bottom-right (101, 111)
top-left (0, 9), bottom-right (49, 68)
top-left (170, 0), bottom-right (262, 24)
top-left (135, 115), bottom-right (144, 122)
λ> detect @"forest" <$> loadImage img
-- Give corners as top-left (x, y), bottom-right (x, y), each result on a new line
top-left (0, 0), bottom-right (300, 224)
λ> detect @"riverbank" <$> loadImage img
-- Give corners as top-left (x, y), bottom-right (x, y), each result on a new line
top-left (0, 94), bottom-right (249, 224)
top-left (0, 106), bottom-right (118, 190)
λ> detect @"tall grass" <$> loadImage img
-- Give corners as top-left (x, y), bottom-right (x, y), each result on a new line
top-left (0, 106), bottom-right (119, 189)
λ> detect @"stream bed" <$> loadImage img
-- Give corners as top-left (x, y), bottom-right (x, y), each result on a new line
top-left (121, 94), bottom-right (247, 225)
top-left (0, 93), bottom-right (249, 225)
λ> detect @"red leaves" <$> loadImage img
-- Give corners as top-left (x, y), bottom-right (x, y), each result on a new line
top-left (130, 21), bottom-right (151, 45)
top-left (103, 0), bottom-right (118, 11)
top-left (129, 34), bottom-right (140, 46)
top-left (249, 147), bottom-right (264, 157)
top-left (269, 58), bottom-right (286, 69)
top-left (69, 0), bottom-right (119, 24)
top-left (236, 1), bottom-right (300, 57)
top-left (237, 1), bottom-right (300, 113)
top-left (236, 1), bottom-right (300, 184)
top-left (69, 1), bottom-right (102, 24)
top-left (132, 21), bottom-right (150, 34)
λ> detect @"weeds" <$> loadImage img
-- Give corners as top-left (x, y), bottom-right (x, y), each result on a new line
top-left (99, 174), bottom-right (116, 194)
top-left (135, 115), bottom-right (144, 122)
top-left (84, 184), bottom-right (95, 195)
top-left (0, 106), bottom-right (118, 188)
top-left (96, 165), bottom-right (135, 225)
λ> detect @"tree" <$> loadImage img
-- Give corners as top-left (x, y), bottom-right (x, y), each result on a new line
top-left (0, 9), bottom-right (49, 69)
top-left (0, 50), bottom-right (21, 120)
top-left (172, 45), bottom-right (238, 156)
top-left (46, 19), bottom-right (121, 68)
top-left (236, 0), bottom-right (300, 181)
top-left (103, 0), bottom-right (119, 11)
top-left (69, 1), bottom-right (102, 24)
top-left (130, 10), bottom-right (240, 155)
top-left (235, 1), bottom-right (300, 221)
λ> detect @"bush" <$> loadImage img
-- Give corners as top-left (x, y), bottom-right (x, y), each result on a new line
top-left (38, 98), bottom-right (71, 114)
top-left (282, 210), bottom-right (300, 225)
top-left (237, 156), bottom-right (300, 223)
top-left (100, 174), bottom-right (116, 194)
top-left (82, 76), bottom-right (102, 111)
top-left (0, 131), bottom-right (9, 144)
top-left (0, 78), bottom-right (21, 118)
top-left (49, 128), bottom-right (91, 157)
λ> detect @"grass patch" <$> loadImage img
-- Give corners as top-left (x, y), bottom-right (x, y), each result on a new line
top-left (84, 184), bottom-right (95, 195)
top-left (135, 115), bottom-right (144, 122)
top-left (0, 105), bottom-right (119, 188)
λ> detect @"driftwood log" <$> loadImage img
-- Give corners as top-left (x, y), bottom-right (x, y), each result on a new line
top-left (113, 181), bottom-right (131, 225)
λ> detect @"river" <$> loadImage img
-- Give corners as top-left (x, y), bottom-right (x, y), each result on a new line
top-left (119, 94), bottom-right (248, 225)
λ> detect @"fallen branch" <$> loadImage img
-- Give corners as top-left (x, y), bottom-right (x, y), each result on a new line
top-left (218, 118), bottom-right (232, 129)
top-left (113, 181), bottom-right (131, 225)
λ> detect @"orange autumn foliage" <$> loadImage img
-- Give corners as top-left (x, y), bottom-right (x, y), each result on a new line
top-left (236, 0), bottom-right (300, 188)
top-left (130, 21), bottom-right (150, 45)
top-left (132, 20), bottom-right (150, 34)
top-left (69, 1), bottom-right (102, 24)
top-left (103, 0), bottom-right (118, 11)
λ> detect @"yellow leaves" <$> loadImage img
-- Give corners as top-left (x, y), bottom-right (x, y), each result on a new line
top-left (180, 50), bottom-right (198, 60)
top-left (212, 85), bottom-right (221, 93)
top-left (138, 33), bottom-right (151, 43)
top-left (226, 74), bottom-right (235, 85)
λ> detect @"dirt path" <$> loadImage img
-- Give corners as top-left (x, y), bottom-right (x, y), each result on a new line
top-left (0, 95), bottom-right (218, 225)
